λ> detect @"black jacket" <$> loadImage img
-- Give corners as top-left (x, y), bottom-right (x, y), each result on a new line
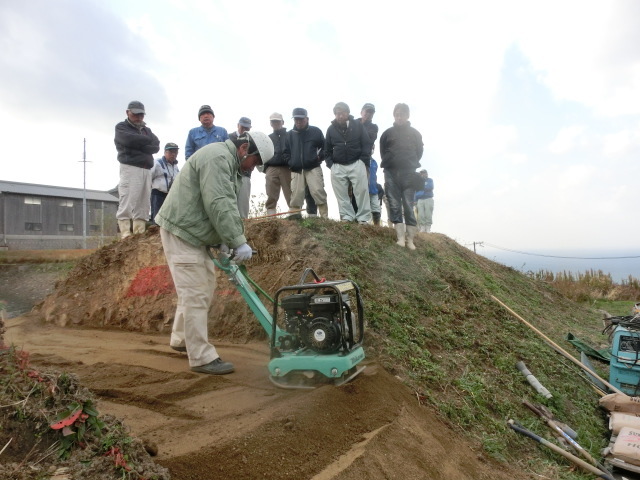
top-left (114, 119), bottom-right (160, 169)
top-left (358, 119), bottom-right (379, 143)
top-left (325, 116), bottom-right (372, 169)
top-left (265, 128), bottom-right (289, 171)
top-left (285, 125), bottom-right (325, 173)
top-left (379, 121), bottom-right (423, 170)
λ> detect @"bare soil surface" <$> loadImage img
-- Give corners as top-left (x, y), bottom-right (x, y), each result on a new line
top-left (1, 223), bottom-right (533, 479)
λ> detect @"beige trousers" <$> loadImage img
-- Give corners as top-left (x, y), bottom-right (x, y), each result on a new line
top-left (116, 163), bottom-right (151, 221)
top-left (290, 167), bottom-right (327, 209)
top-left (160, 228), bottom-right (219, 367)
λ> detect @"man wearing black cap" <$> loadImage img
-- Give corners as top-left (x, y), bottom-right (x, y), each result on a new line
top-left (358, 103), bottom-right (379, 146)
top-left (150, 142), bottom-right (180, 224)
top-left (229, 117), bottom-right (253, 218)
top-left (185, 105), bottom-right (229, 160)
top-left (356, 103), bottom-right (379, 221)
top-left (114, 100), bottom-right (160, 239)
top-left (285, 108), bottom-right (329, 219)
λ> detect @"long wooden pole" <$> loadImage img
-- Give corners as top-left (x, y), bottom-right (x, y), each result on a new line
top-left (248, 208), bottom-right (306, 221)
top-left (491, 295), bottom-right (624, 395)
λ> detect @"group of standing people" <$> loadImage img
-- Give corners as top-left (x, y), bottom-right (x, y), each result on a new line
top-left (112, 98), bottom-right (436, 376)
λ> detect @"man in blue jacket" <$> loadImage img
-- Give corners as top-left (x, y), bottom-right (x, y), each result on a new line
top-left (325, 102), bottom-right (372, 224)
top-left (415, 170), bottom-right (434, 233)
top-left (285, 108), bottom-right (329, 219)
top-left (185, 105), bottom-right (229, 160)
top-left (114, 100), bottom-right (160, 239)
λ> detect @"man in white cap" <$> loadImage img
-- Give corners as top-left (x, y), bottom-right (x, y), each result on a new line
top-left (155, 131), bottom-right (274, 375)
top-left (263, 112), bottom-right (292, 215)
top-left (114, 100), bottom-right (160, 239)
top-left (185, 105), bottom-right (229, 160)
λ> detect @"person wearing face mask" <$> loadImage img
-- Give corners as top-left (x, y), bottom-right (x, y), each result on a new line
top-left (114, 100), bottom-right (160, 239)
top-left (155, 131), bottom-right (274, 375)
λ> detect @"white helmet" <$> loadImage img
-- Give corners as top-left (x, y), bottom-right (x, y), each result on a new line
top-left (246, 131), bottom-right (274, 164)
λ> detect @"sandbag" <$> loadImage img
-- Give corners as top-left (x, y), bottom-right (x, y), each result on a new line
top-left (610, 427), bottom-right (640, 467)
top-left (600, 393), bottom-right (640, 414)
top-left (610, 412), bottom-right (640, 434)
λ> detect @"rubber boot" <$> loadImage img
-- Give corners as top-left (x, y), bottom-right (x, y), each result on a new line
top-left (318, 203), bottom-right (329, 218)
top-left (394, 223), bottom-right (406, 247)
top-left (132, 219), bottom-right (147, 235)
top-left (406, 225), bottom-right (418, 250)
top-left (118, 219), bottom-right (132, 240)
top-left (266, 208), bottom-right (277, 216)
top-left (372, 212), bottom-right (381, 226)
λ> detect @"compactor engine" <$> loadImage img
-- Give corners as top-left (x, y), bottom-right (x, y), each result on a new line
top-left (280, 291), bottom-right (353, 354)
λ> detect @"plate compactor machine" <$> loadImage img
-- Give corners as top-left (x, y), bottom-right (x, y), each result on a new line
top-left (208, 247), bottom-right (366, 389)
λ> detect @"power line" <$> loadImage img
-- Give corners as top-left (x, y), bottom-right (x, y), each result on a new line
top-left (479, 242), bottom-right (640, 260)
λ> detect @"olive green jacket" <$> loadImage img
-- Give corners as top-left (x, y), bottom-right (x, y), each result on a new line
top-left (155, 140), bottom-right (246, 248)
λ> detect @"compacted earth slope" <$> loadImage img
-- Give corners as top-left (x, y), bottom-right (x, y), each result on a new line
top-left (2, 221), bottom-right (532, 480)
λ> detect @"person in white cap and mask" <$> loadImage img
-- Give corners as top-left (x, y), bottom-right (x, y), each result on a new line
top-left (155, 131), bottom-right (274, 375)
top-left (263, 112), bottom-right (292, 215)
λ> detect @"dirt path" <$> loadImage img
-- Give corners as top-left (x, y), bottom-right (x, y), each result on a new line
top-left (5, 314), bottom-right (529, 480)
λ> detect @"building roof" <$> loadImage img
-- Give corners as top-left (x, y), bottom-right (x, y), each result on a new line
top-left (0, 180), bottom-right (118, 202)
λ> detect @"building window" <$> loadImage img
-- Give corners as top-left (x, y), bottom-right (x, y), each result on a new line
top-left (89, 225), bottom-right (100, 232)
top-left (25, 197), bottom-right (41, 205)
top-left (25, 222), bottom-right (42, 231)
top-left (59, 200), bottom-right (74, 207)
top-left (59, 224), bottom-right (74, 232)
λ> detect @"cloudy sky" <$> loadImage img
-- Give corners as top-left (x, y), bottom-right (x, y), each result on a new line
top-left (2, 0), bottom-right (639, 254)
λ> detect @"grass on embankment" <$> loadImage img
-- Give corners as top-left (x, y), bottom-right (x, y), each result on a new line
top-left (298, 219), bottom-right (619, 480)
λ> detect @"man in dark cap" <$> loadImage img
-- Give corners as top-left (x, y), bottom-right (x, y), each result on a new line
top-left (114, 100), bottom-right (160, 239)
top-left (325, 102), bottom-right (372, 224)
top-left (150, 142), bottom-right (180, 224)
top-left (358, 103), bottom-right (378, 147)
top-left (285, 107), bottom-right (329, 219)
top-left (229, 117), bottom-right (253, 218)
top-left (185, 105), bottom-right (229, 160)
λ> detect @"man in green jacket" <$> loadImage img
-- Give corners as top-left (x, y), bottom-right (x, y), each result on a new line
top-left (155, 132), bottom-right (274, 375)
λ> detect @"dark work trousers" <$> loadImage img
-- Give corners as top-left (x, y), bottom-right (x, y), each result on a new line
top-left (150, 189), bottom-right (168, 223)
top-left (305, 186), bottom-right (317, 215)
top-left (383, 168), bottom-right (417, 226)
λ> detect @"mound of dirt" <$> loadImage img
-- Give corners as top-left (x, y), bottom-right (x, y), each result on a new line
top-left (5, 221), bottom-right (535, 479)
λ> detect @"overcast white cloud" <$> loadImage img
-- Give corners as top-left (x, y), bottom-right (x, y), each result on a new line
top-left (1, 0), bottom-right (639, 255)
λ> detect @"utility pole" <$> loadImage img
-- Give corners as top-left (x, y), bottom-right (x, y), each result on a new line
top-left (81, 139), bottom-right (87, 249)
top-left (473, 241), bottom-right (484, 253)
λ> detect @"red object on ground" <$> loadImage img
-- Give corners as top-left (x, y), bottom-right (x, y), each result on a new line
top-left (125, 265), bottom-right (175, 298)
top-left (50, 407), bottom-right (83, 430)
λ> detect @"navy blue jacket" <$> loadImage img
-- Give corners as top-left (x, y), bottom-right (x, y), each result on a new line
top-left (285, 125), bottom-right (325, 173)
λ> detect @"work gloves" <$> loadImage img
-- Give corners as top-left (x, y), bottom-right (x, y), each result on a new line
top-left (233, 243), bottom-right (253, 262)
